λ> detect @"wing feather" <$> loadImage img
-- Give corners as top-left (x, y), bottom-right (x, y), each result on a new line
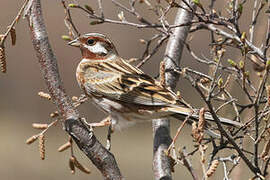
top-left (83, 58), bottom-right (181, 106)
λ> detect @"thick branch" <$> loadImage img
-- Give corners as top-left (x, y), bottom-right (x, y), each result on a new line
top-left (25, 0), bottom-right (123, 179)
top-left (65, 119), bottom-right (122, 179)
top-left (152, 1), bottom-right (196, 180)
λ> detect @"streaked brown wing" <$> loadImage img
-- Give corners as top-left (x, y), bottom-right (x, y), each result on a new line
top-left (118, 73), bottom-right (179, 105)
top-left (84, 58), bottom-right (181, 106)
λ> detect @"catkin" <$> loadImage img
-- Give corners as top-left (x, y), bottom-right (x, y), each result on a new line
top-left (26, 135), bottom-right (38, 144)
top-left (0, 47), bottom-right (6, 73)
top-left (72, 156), bottom-right (90, 174)
top-left (32, 123), bottom-right (48, 129)
top-left (139, 39), bottom-right (146, 44)
top-left (69, 157), bottom-right (75, 174)
top-left (261, 139), bottom-right (270, 159)
top-left (159, 61), bottom-right (166, 87)
top-left (200, 78), bottom-right (210, 84)
top-left (206, 160), bottom-right (219, 177)
top-left (58, 142), bottom-right (71, 152)
top-left (50, 111), bottom-right (59, 118)
top-left (10, 27), bottom-right (16, 46)
top-left (39, 135), bottom-right (45, 160)
top-left (198, 108), bottom-right (205, 132)
top-left (38, 91), bottom-right (51, 100)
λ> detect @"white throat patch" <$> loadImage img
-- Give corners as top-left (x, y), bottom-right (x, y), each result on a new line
top-left (83, 42), bottom-right (108, 55)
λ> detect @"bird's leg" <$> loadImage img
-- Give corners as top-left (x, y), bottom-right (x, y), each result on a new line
top-left (85, 116), bottom-right (114, 150)
top-left (106, 123), bottom-right (113, 150)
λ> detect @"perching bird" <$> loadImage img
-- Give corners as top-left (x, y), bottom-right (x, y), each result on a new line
top-left (68, 33), bottom-right (242, 130)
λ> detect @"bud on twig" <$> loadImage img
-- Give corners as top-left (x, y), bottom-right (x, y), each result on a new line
top-left (61, 35), bottom-right (72, 41)
top-left (266, 60), bottom-right (270, 71)
top-left (239, 60), bottom-right (244, 70)
top-left (90, 21), bottom-right (104, 25)
top-left (227, 59), bottom-right (237, 67)
top-left (68, 4), bottom-right (79, 8)
top-left (218, 78), bottom-right (223, 88)
top-left (84, 5), bottom-right (94, 14)
top-left (240, 32), bottom-right (246, 43)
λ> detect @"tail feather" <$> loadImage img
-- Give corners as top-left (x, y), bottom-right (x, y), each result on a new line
top-left (167, 106), bottom-right (243, 127)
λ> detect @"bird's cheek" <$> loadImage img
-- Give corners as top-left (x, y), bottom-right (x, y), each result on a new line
top-left (81, 49), bottom-right (97, 59)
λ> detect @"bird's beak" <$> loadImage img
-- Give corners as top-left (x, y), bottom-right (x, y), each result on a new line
top-left (68, 38), bottom-right (80, 47)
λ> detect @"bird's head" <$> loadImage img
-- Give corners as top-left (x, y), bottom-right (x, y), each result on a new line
top-left (68, 33), bottom-right (118, 60)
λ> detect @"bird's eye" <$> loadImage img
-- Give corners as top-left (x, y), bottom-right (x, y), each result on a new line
top-left (87, 39), bottom-right (96, 45)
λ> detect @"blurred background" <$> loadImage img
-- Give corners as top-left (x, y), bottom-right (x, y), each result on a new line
top-left (0, 0), bottom-right (265, 179)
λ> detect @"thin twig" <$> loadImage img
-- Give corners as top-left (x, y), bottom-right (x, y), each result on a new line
top-left (0, 0), bottom-right (30, 46)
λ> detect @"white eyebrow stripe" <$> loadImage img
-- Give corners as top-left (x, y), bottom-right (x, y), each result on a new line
top-left (83, 42), bottom-right (108, 55)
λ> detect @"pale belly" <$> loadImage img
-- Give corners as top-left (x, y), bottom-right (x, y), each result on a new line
top-left (90, 96), bottom-right (173, 130)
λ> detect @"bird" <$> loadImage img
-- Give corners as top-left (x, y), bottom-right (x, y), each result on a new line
top-left (68, 33), bottom-right (243, 131)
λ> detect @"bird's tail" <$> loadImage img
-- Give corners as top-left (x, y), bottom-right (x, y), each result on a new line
top-left (167, 106), bottom-right (243, 127)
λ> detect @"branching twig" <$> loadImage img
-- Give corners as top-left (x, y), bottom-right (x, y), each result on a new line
top-left (25, 0), bottom-right (123, 179)
top-left (152, 1), bottom-right (196, 180)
